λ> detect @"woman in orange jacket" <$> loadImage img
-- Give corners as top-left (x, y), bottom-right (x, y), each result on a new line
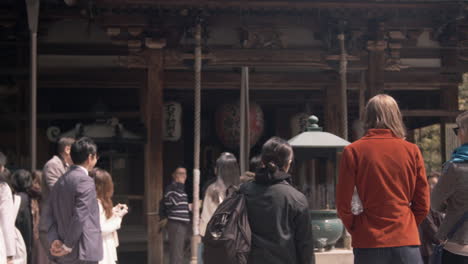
top-left (336, 94), bottom-right (430, 264)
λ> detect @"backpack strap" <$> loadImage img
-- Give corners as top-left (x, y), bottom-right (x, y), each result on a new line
top-left (446, 211), bottom-right (468, 240)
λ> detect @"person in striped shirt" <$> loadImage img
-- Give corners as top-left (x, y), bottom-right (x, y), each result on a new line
top-left (164, 167), bottom-right (190, 264)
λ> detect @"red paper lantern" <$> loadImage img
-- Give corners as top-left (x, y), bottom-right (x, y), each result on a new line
top-left (215, 102), bottom-right (264, 149)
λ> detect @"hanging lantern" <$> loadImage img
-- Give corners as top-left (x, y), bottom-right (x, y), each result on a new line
top-left (290, 112), bottom-right (310, 137)
top-left (163, 102), bottom-right (183, 142)
top-left (215, 102), bottom-right (264, 149)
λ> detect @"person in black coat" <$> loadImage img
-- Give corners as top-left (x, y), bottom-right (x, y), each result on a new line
top-left (10, 169), bottom-right (34, 264)
top-left (241, 137), bottom-right (315, 264)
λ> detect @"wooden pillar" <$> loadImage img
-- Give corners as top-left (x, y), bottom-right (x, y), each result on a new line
top-left (406, 129), bottom-right (416, 144)
top-left (441, 122), bottom-right (448, 163)
top-left (366, 22), bottom-right (386, 100)
top-left (440, 49), bottom-right (460, 163)
top-left (325, 78), bottom-right (343, 136)
top-left (144, 50), bottom-right (164, 264)
top-left (324, 79), bottom-right (341, 209)
top-left (359, 71), bottom-right (367, 120)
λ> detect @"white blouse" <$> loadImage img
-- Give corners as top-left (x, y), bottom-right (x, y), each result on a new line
top-left (0, 183), bottom-right (15, 261)
top-left (199, 184), bottom-right (224, 237)
top-left (98, 200), bottom-right (122, 264)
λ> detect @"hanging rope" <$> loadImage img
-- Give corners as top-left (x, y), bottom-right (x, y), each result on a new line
top-left (190, 22), bottom-right (202, 264)
top-left (240, 67), bottom-right (250, 173)
top-left (338, 33), bottom-right (348, 140)
top-left (245, 68), bottom-right (250, 171)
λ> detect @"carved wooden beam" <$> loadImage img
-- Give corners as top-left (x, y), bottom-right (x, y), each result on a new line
top-left (115, 48), bottom-right (332, 69)
top-left (402, 110), bottom-right (462, 117)
top-left (37, 68), bottom-right (459, 91)
top-left (0, 112), bottom-right (140, 121)
top-left (93, 0), bottom-right (460, 10)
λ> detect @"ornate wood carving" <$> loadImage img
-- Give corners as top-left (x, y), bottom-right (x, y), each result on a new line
top-left (385, 31), bottom-right (409, 71)
top-left (239, 26), bottom-right (286, 49)
top-left (117, 54), bottom-right (148, 69)
top-left (366, 21), bottom-right (386, 98)
top-left (106, 25), bottom-right (167, 54)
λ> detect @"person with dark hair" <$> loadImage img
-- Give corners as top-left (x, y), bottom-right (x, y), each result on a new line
top-left (163, 166), bottom-right (190, 264)
top-left (240, 137), bottom-right (314, 264)
top-left (30, 171), bottom-right (48, 264)
top-left (11, 170), bottom-right (33, 264)
top-left (42, 137), bottom-right (75, 199)
top-left (90, 169), bottom-right (127, 264)
top-left (39, 137), bottom-right (75, 259)
top-left (200, 152), bottom-right (240, 237)
top-left (336, 94), bottom-right (430, 264)
top-left (43, 137), bottom-right (103, 264)
top-left (240, 155), bottom-right (261, 183)
top-left (419, 172), bottom-right (444, 264)
top-left (431, 111), bottom-right (468, 263)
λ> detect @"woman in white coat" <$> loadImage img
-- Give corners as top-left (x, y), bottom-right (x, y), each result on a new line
top-left (199, 152), bottom-right (240, 236)
top-left (91, 169), bottom-right (128, 264)
top-left (0, 167), bottom-right (27, 264)
top-left (0, 168), bottom-right (16, 264)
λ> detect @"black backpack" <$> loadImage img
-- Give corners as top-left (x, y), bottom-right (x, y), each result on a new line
top-left (202, 186), bottom-right (251, 264)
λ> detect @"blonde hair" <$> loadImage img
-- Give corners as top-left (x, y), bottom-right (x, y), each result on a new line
top-left (456, 111), bottom-right (468, 129)
top-left (364, 94), bottom-right (406, 138)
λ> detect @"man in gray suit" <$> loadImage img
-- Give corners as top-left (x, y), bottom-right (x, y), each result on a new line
top-left (45, 137), bottom-right (103, 264)
top-left (40, 137), bottom-right (75, 259)
top-left (42, 137), bottom-right (75, 203)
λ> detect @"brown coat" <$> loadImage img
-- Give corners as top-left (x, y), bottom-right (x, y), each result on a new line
top-left (431, 161), bottom-right (468, 245)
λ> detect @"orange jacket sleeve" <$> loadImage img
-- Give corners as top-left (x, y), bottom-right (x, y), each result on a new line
top-left (411, 146), bottom-right (430, 225)
top-left (336, 147), bottom-right (357, 233)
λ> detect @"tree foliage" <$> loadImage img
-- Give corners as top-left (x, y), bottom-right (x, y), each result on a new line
top-left (415, 125), bottom-right (442, 173)
top-left (460, 73), bottom-right (468, 110)
top-left (414, 73), bottom-right (468, 174)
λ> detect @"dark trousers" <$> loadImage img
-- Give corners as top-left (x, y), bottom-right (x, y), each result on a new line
top-left (354, 246), bottom-right (423, 264)
top-left (422, 255), bottom-right (430, 264)
top-left (167, 220), bottom-right (189, 264)
top-left (442, 249), bottom-right (468, 264)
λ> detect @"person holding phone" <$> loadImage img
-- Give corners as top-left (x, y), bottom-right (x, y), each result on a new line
top-left (90, 168), bottom-right (128, 264)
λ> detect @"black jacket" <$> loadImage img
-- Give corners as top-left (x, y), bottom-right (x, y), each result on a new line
top-left (240, 168), bottom-right (314, 264)
top-left (15, 192), bottom-right (33, 264)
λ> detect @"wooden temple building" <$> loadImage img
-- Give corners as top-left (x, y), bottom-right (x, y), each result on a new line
top-left (0, 0), bottom-right (466, 262)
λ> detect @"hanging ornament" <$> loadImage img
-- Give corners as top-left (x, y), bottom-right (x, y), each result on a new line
top-left (215, 102), bottom-right (264, 149)
top-left (163, 102), bottom-right (183, 142)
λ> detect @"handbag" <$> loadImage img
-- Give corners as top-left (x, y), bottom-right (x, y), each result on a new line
top-left (430, 211), bottom-right (468, 264)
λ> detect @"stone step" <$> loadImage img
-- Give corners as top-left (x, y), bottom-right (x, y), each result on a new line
top-left (316, 249), bottom-right (354, 264)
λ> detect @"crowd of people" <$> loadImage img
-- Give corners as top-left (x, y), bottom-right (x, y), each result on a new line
top-left (0, 137), bottom-right (127, 264)
top-left (0, 93), bottom-right (467, 264)
top-left (335, 95), bottom-right (467, 264)
top-left (162, 94), bottom-right (467, 264)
